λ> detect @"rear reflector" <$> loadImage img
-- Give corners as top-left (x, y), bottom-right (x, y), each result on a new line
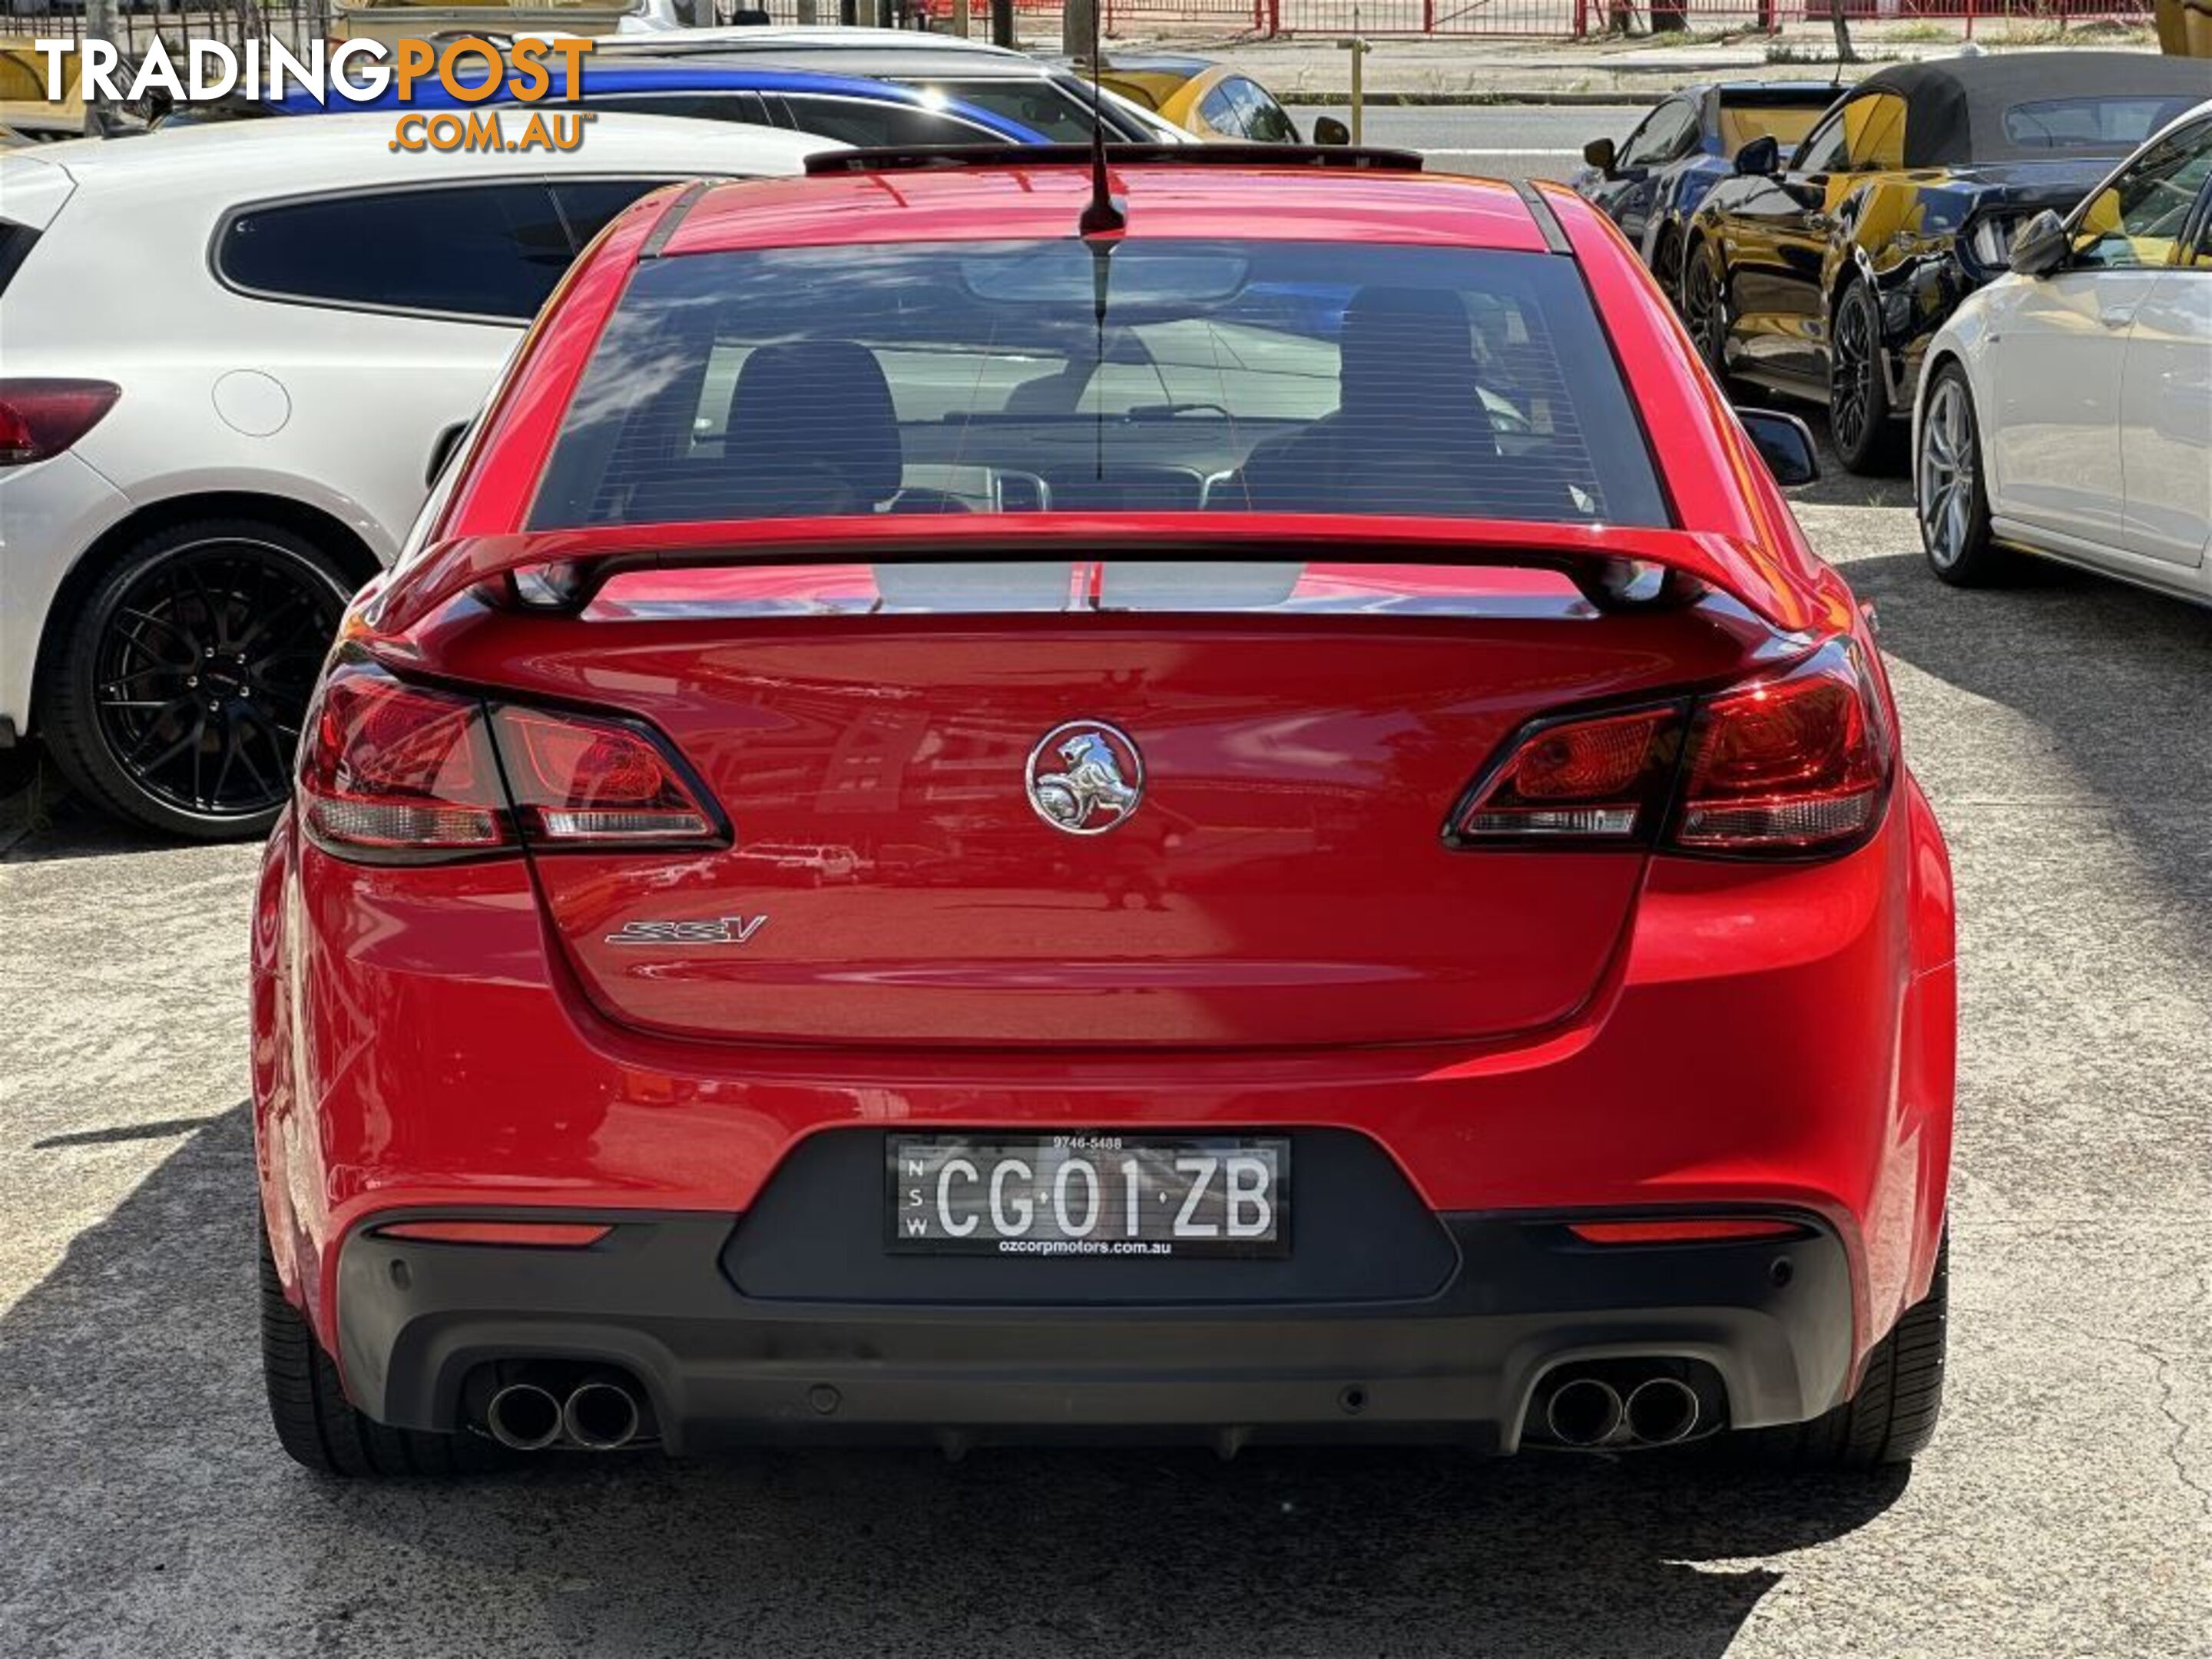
top-left (490, 705), bottom-right (717, 847)
top-left (1449, 703), bottom-right (1684, 846)
top-left (299, 661), bottom-right (508, 856)
top-left (1672, 639), bottom-right (1892, 856)
top-left (375, 1220), bottom-right (613, 1248)
top-left (0, 379), bottom-right (120, 466)
top-left (1568, 1218), bottom-right (1806, 1245)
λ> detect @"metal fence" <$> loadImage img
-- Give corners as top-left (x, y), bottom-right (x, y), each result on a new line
top-left (1215, 0), bottom-right (2154, 33)
top-left (9, 3), bottom-right (331, 52)
top-left (9, 0), bottom-right (2159, 50)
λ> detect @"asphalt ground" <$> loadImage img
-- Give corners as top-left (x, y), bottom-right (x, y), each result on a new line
top-left (2, 155), bottom-right (2210, 1659)
top-left (1287, 103), bottom-right (1640, 180)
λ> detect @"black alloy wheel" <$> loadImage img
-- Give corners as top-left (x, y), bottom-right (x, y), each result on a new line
top-left (1828, 279), bottom-right (1898, 475)
top-left (1681, 241), bottom-right (1730, 380)
top-left (40, 518), bottom-right (354, 839)
top-left (1651, 227), bottom-right (1684, 306)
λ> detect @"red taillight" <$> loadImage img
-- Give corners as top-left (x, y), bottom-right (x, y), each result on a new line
top-left (300, 660), bottom-right (508, 855)
top-left (1449, 703), bottom-right (1684, 845)
top-left (490, 706), bottom-right (717, 846)
top-left (298, 657), bottom-right (720, 859)
top-left (1568, 1218), bottom-right (1807, 1245)
top-left (1449, 639), bottom-right (1893, 859)
top-left (0, 379), bottom-right (121, 466)
top-left (1671, 639), bottom-right (1892, 856)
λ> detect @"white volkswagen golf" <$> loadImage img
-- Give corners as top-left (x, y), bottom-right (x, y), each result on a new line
top-left (1913, 101), bottom-right (2212, 607)
top-left (0, 112), bottom-right (825, 836)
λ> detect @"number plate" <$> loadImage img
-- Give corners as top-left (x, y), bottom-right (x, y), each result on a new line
top-left (886, 1134), bottom-right (1290, 1259)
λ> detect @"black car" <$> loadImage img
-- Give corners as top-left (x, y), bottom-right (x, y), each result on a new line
top-left (1572, 81), bottom-right (1839, 297)
top-left (1679, 52), bottom-right (2212, 472)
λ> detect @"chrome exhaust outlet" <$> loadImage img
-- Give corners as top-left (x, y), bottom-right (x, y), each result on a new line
top-left (1544, 1376), bottom-right (1623, 1447)
top-left (562, 1379), bottom-right (641, 1452)
top-left (1625, 1376), bottom-right (1701, 1445)
top-left (485, 1382), bottom-right (564, 1452)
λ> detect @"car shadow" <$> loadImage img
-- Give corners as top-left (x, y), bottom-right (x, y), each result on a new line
top-left (0, 1105), bottom-right (1906, 1658)
top-left (1839, 549), bottom-right (2212, 941)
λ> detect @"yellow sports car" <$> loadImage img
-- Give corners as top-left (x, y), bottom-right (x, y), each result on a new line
top-left (1089, 55), bottom-right (1315, 144)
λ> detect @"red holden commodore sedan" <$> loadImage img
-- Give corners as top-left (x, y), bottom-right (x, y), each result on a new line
top-left (250, 147), bottom-right (1955, 1475)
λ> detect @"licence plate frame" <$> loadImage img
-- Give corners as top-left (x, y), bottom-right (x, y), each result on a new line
top-left (885, 1133), bottom-right (1291, 1260)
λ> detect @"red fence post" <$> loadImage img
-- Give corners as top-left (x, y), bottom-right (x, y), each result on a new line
top-left (1574, 0), bottom-right (1588, 38)
top-left (1422, 0), bottom-right (1435, 28)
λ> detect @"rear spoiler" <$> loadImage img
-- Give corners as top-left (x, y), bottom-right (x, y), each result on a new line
top-left (372, 514), bottom-right (1826, 637)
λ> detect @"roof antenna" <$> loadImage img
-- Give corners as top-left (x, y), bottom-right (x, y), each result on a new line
top-left (1075, 0), bottom-right (1121, 483)
top-left (1078, 0), bottom-right (1124, 237)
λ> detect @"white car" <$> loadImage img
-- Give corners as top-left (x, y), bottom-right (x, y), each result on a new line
top-left (1913, 100), bottom-right (2212, 606)
top-left (0, 112), bottom-right (826, 837)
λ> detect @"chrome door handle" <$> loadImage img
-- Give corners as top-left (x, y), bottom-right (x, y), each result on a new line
top-left (2100, 307), bottom-right (2138, 330)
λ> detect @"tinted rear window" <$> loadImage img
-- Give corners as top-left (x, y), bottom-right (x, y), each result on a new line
top-left (220, 184), bottom-right (571, 320)
top-left (780, 95), bottom-right (1005, 148)
top-left (530, 239), bottom-right (1671, 531)
top-left (0, 220), bottom-right (40, 297)
top-left (217, 180), bottom-right (681, 321)
top-left (2003, 95), bottom-right (2202, 151)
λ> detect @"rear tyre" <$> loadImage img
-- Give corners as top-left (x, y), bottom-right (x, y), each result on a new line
top-left (1650, 225), bottom-right (1685, 307)
top-left (1916, 364), bottom-right (2007, 586)
top-left (260, 1224), bottom-right (499, 1478)
top-left (1681, 238), bottom-right (1733, 384)
top-left (1748, 1230), bottom-right (1948, 1469)
top-left (38, 518), bottom-right (354, 840)
top-left (1828, 279), bottom-right (1902, 475)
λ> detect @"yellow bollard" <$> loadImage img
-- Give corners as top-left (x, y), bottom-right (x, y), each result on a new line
top-left (1335, 28), bottom-right (1370, 145)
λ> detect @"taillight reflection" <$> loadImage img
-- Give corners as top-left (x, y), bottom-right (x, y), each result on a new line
top-left (298, 657), bottom-right (720, 861)
top-left (0, 379), bottom-right (121, 467)
top-left (1448, 638), bottom-right (1894, 859)
top-left (491, 706), bottom-right (717, 846)
top-left (1673, 640), bottom-right (1892, 856)
top-left (299, 662), bottom-right (508, 855)
top-left (1449, 704), bottom-right (1684, 846)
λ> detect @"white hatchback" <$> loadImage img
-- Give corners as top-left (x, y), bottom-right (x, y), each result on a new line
top-left (0, 112), bottom-right (826, 836)
top-left (1913, 100), bottom-right (2212, 607)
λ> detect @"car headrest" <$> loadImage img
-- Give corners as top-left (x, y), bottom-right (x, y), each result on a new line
top-left (727, 339), bottom-right (904, 508)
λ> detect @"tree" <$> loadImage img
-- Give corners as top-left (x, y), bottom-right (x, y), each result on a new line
top-left (1831, 0), bottom-right (1861, 64)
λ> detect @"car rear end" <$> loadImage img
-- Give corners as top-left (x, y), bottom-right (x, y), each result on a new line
top-left (252, 161), bottom-right (1955, 1464)
top-left (0, 147), bottom-right (134, 747)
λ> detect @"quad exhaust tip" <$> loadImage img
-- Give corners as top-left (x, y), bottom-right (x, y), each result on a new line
top-left (1544, 1376), bottom-right (1624, 1447)
top-left (1625, 1376), bottom-right (1701, 1445)
top-left (485, 1381), bottom-right (564, 1452)
top-left (563, 1379), bottom-right (642, 1452)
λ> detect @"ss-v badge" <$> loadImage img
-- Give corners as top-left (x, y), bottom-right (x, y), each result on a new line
top-left (604, 916), bottom-right (769, 946)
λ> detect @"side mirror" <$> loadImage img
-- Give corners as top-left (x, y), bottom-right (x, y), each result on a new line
top-left (425, 420), bottom-right (469, 489)
top-left (1582, 136), bottom-right (1618, 174)
top-left (2008, 209), bottom-right (2069, 278)
top-left (1740, 408), bottom-right (1820, 487)
top-left (1313, 115), bottom-right (1349, 147)
top-left (1734, 135), bottom-right (1780, 177)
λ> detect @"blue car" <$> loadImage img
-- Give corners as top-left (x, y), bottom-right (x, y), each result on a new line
top-left (267, 58), bottom-right (1048, 149)
top-left (1571, 81), bottom-right (1838, 302)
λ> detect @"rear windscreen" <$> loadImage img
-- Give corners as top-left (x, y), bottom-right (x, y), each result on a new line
top-left (529, 238), bottom-right (1671, 532)
top-left (2003, 95), bottom-right (2203, 151)
top-left (1716, 102), bottom-right (1826, 154)
top-left (0, 220), bottom-right (41, 298)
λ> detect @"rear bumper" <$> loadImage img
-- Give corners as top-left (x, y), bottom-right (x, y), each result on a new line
top-left (336, 1208), bottom-right (1853, 1453)
top-left (253, 777), bottom-right (1955, 1412)
top-left (0, 450), bottom-right (131, 731)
